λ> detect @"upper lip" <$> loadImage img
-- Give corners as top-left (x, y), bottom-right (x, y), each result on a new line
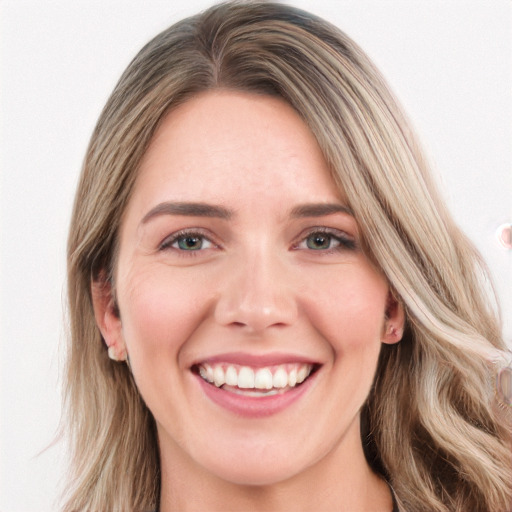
top-left (190, 351), bottom-right (320, 368)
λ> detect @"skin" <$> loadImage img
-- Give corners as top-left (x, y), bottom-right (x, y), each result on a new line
top-left (93, 90), bottom-right (404, 511)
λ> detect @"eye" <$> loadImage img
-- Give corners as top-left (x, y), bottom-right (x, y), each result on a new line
top-left (295, 228), bottom-right (356, 252)
top-left (305, 232), bottom-right (338, 250)
top-left (175, 234), bottom-right (211, 251)
top-left (159, 230), bottom-right (215, 252)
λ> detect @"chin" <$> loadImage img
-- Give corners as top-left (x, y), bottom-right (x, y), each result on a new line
top-left (207, 459), bottom-right (304, 487)
top-left (192, 437), bottom-right (318, 487)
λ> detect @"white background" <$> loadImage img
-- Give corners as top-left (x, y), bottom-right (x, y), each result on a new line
top-left (1, 1), bottom-right (510, 510)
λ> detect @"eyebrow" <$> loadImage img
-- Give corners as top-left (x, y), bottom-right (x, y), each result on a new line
top-left (141, 201), bottom-right (353, 225)
top-left (290, 203), bottom-right (353, 218)
top-left (141, 202), bottom-right (234, 223)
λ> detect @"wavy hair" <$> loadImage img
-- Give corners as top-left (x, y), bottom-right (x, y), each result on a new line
top-left (63, 2), bottom-right (512, 510)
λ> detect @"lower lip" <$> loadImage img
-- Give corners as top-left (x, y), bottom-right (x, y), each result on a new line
top-left (195, 372), bottom-right (317, 418)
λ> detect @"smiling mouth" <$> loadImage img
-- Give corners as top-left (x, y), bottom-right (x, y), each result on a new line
top-left (192, 362), bottom-right (319, 396)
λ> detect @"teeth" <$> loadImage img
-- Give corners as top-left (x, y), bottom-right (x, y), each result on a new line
top-left (272, 367), bottom-right (288, 388)
top-left (197, 362), bottom-right (314, 391)
top-left (225, 365), bottom-right (238, 386)
top-left (254, 368), bottom-right (273, 390)
top-left (238, 367), bottom-right (255, 388)
top-left (297, 365), bottom-right (309, 384)
top-left (213, 365), bottom-right (225, 387)
top-left (199, 364), bottom-right (214, 383)
top-left (288, 368), bottom-right (297, 387)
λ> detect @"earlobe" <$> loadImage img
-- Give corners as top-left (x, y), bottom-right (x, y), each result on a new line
top-left (382, 291), bottom-right (405, 345)
top-left (91, 274), bottom-right (127, 362)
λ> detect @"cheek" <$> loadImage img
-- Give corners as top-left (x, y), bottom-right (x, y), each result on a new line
top-left (118, 265), bottom-right (213, 363)
top-left (302, 265), bottom-right (388, 353)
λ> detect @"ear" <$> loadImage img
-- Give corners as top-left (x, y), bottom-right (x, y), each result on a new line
top-left (381, 291), bottom-right (405, 345)
top-left (91, 273), bottom-right (127, 362)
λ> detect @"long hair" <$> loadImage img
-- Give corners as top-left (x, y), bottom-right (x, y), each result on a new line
top-left (63, 2), bottom-right (512, 510)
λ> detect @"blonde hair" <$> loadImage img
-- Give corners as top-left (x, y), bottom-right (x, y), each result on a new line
top-left (64, 2), bottom-right (512, 510)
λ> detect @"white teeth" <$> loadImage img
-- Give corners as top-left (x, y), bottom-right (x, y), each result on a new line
top-left (225, 365), bottom-right (238, 386)
top-left (288, 368), bottom-right (297, 387)
top-left (297, 365), bottom-right (309, 384)
top-left (197, 362), bottom-right (315, 391)
top-left (213, 365), bottom-right (225, 387)
top-left (200, 363), bottom-right (214, 383)
top-left (254, 368), bottom-right (273, 390)
top-left (272, 367), bottom-right (288, 388)
top-left (238, 367), bottom-right (255, 388)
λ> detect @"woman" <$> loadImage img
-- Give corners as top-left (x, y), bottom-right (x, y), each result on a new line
top-left (63, 2), bottom-right (512, 511)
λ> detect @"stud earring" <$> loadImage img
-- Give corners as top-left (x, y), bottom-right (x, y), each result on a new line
top-left (108, 345), bottom-right (127, 362)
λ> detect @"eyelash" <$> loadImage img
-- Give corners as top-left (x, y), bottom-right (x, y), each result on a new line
top-left (158, 227), bottom-right (356, 255)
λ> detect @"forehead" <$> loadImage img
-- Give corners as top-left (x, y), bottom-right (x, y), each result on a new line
top-left (131, 90), bottom-right (344, 211)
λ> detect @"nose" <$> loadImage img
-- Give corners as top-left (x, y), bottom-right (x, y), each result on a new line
top-left (214, 247), bottom-right (298, 333)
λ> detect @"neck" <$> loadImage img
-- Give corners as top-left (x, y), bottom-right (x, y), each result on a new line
top-left (158, 417), bottom-right (393, 512)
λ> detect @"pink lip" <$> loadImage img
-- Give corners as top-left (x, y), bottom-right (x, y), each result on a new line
top-left (194, 366), bottom-right (319, 418)
top-left (191, 351), bottom-right (319, 368)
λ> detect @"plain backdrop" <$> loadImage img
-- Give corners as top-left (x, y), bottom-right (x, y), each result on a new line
top-left (1, 1), bottom-right (511, 510)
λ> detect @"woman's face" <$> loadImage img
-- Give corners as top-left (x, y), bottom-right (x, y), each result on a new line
top-left (95, 90), bottom-right (403, 485)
